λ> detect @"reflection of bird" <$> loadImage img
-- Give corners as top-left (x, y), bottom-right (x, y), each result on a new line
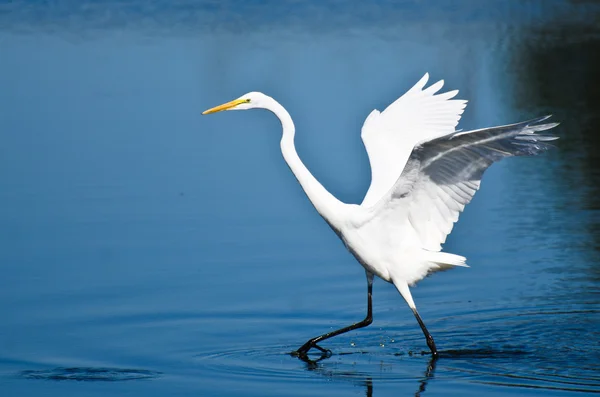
top-left (203, 74), bottom-right (558, 357)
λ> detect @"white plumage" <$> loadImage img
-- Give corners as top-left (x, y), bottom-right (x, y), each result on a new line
top-left (202, 74), bottom-right (559, 357)
top-left (361, 73), bottom-right (467, 207)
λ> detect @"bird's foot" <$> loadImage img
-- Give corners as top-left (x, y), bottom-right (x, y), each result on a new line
top-left (426, 336), bottom-right (438, 358)
top-left (291, 340), bottom-right (332, 358)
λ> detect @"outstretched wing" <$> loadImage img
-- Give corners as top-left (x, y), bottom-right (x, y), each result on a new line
top-left (361, 74), bottom-right (468, 207)
top-left (370, 116), bottom-right (559, 252)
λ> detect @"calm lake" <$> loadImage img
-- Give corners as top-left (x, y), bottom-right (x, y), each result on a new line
top-left (1, 1), bottom-right (599, 396)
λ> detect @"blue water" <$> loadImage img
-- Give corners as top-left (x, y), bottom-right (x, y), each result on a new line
top-left (1, 1), bottom-right (599, 396)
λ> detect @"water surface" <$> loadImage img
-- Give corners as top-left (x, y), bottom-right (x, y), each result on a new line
top-left (1, 1), bottom-right (599, 396)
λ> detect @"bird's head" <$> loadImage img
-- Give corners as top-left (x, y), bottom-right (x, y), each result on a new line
top-left (202, 92), bottom-right (270, 114)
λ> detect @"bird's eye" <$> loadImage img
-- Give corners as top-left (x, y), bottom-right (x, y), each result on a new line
top-left (245, 99), bottom-right (251, 103)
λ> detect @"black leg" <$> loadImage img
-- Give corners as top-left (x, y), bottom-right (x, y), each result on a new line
top-left (293, 272), bottom-right (374, 357)
top-left (411, 308), bottom-right (438, 357)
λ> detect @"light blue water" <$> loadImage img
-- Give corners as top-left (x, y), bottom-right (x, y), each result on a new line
top-left (1, 1), bottom-right (599, 396)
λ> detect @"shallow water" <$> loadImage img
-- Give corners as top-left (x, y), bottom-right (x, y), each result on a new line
top-left (1, 1), bottom-right (599, 396)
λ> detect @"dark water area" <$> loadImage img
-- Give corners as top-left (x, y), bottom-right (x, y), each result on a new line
top-left (1, 1), bottom-right (599, 396)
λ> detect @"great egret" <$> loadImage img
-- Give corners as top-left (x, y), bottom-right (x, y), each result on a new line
top-left (202, 74), bottom-right (558, 357)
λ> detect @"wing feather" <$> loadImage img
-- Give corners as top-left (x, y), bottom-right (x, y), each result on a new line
top-left (361, 74), bottom-right (468, 207)
top-left (370, 116), bottom-right (559, 252)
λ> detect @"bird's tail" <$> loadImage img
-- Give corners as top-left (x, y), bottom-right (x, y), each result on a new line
top-left (424, 250), bottom-right (468, 268)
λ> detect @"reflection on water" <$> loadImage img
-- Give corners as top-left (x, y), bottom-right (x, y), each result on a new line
top-left (297, 353), bottom-right (437, 397)
top-left (0, 1), bottom-right (599, 396)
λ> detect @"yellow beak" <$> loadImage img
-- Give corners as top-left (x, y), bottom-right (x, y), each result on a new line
top-left (202, 99), bottom-right (247, 115)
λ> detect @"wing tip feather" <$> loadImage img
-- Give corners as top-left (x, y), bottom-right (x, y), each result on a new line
top-left (415, 73), bottom-right (430, 90)
top-left (425, 79), bottom-right (444, 95)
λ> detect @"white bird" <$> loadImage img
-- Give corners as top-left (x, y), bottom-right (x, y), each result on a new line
top-left (202, 74), bottom-right (558, 357)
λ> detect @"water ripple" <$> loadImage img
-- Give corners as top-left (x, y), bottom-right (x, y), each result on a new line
top-left (19, 367), bottom-right (161, 382)
top-left (190, 300), bottom-right (600, 394)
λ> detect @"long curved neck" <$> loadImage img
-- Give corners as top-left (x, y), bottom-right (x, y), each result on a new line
top-left (265, 98), bottom-right (343, 226)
